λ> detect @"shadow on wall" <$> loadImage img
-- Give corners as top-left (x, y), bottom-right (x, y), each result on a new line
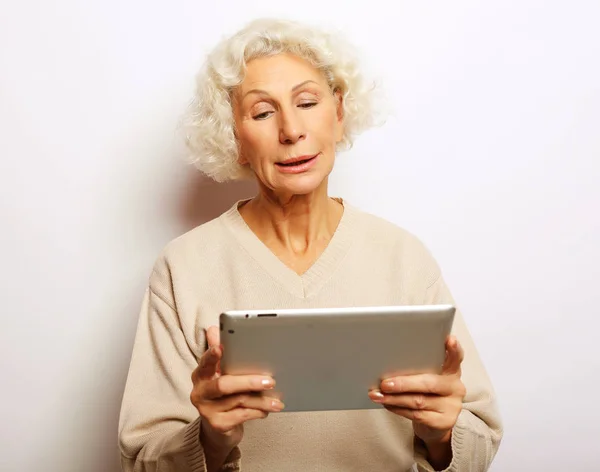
top-left (178, 169), bottom-right (258, 231)
top-left (101, 169), bottom-right (257, 472)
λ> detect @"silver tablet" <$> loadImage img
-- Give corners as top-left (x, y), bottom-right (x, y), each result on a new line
top-left (219, 304), bottom-right (455, 412)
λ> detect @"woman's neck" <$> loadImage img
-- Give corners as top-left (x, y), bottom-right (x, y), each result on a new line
top-left (239, 182), bottom-right (343, 255)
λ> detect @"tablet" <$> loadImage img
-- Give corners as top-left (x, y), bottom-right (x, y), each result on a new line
top-left (219, 304), bottom-right (455, 412)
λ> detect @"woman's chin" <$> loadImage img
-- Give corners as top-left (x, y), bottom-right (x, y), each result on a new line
top-left (275, 174), bottom-right (327, 196)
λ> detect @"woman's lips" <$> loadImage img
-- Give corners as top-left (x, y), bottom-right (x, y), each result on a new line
top-left (276, 154), bottom-right (319, 174)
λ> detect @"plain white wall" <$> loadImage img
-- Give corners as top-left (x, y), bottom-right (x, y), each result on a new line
top-left (1, 1), bottom-right (599, 471)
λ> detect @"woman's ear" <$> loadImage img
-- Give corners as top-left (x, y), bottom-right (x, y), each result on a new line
top-left (237, 140), bottom-right (248, 166)
top-left (233, 120), bottom-right (248, 166)
top-left (334, 88), bottom-right (344, 121)
top-left (334, 88), bottom-right (344, 143)
top-left (231, 93), bottom-right (248, 165)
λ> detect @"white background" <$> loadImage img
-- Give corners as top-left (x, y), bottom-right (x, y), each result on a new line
top-left (1, 1), bottom-right (599, 471)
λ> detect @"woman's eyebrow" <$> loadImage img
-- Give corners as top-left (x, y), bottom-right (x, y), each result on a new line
top-left (242, 80), bottom-right (320, 100)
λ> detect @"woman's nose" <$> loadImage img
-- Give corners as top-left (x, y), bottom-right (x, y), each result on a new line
top-left (279, 108), bottom-right (306, 144)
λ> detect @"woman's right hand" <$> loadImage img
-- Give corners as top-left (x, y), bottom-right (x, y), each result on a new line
top-left (190, 326), bottom-right (283, 461)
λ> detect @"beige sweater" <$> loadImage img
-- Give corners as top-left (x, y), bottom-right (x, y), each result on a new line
top-left (118, 199), bottom-right (503, 472)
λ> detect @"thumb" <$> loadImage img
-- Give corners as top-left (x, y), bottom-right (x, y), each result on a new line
top-left (442, 336), bottom-right (464, 375)
top-left (196, 345), bottom-right (221, 380)
top-left (206, 325), bottom-right (222, 375)
top-left (206, 325), bottom-right (221, 349)
top-left (196, 326), bottom-right (222, 380)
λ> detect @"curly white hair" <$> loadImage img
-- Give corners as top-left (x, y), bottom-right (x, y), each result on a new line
top-left (182, 18), bottom-right (379, 182)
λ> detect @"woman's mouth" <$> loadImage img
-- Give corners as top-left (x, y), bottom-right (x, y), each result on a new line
top-left (275, 154), bottom-right (319, 173)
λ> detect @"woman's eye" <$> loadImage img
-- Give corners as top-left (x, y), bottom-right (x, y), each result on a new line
top-left (253, 111), bottom-right (273, 120)
top-left (298, 102), bottom-right (317, 109)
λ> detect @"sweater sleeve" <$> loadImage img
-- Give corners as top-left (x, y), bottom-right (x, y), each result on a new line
top-left (413, 275), bottom-right (503, 472)
top-left (118, 283), bottom-right (241, 472)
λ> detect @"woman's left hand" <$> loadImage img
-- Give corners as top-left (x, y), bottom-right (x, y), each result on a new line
top-left (368, 336), bottom-right (466, 445)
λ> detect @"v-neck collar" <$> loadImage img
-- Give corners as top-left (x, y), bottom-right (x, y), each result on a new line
top-left (220, 198), bottom-right (357, 299)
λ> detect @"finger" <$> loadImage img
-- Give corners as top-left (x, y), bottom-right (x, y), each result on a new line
top-left (193, 346), bottom-right (222, 382)
top-left (203, 375), bottom-right (275, 400)
top-left (206, 408), bottom-right (270, 435)
top-left (205, 326), bottom-right (223, 375)
top-left (383, 406), bottom-right (456, 434)
top-left (380, 374), bottom-right (454, 396)
top-left (218, 392), bottom-right (284, 413)
top-left (206, 325), bottom-right (221, 349)
top-left (383, 406), bottom-right (437, 424)
top-left (442, 336), bottom-right (464, 375)
top-left (369, 391), bottom-right (443, 412)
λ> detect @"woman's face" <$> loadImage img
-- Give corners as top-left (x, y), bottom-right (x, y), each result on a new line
top-left (233, 53), bottom-right (344, 198)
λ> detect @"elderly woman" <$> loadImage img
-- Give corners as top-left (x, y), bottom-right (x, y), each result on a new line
top-left (118, 18), bottom-right (502, 472)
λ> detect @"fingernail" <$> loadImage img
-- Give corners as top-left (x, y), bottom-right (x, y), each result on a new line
top-left (261, 378), bottom-right (274, 389)
top-left (271, 399), bottom-right (284, 411)
top-left (382, 380), bottom-right (395, 390)
top-left (370, 390), bottom-right (384, 401)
